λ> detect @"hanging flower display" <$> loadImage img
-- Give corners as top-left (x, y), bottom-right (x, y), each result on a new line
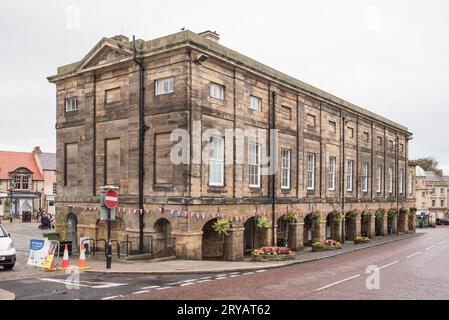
top-left (375, 208), bottom-right (386, 219)
top-left (347, 209), bottom-right (361, 218)
top-left (257, 216), bottom-right (269, 229)
top-left (311, 210), bottom-right (322, 224)
top-left (361, 209), bottom-right (374, 218)
top-left (388, 208), bottom-right (399, 218)
top-left (331, 211), bottom-right (344, 222)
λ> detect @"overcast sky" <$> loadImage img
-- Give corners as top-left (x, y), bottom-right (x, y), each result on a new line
top-left (1, 0), bottom-right (448, 172)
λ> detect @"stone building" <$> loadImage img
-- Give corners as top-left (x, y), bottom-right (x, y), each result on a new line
top-left (0, 150), bottom-right (44, 218)
top-left (33, 147), bottom-right (57, 215)
top-left (415, 167), bottom-right (448, 225)
top-left (48, 30), bottom-right (416, 261)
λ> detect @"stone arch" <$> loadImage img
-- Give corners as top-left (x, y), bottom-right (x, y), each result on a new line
top-left (303, 213), bottom-right (322, 246)
top-left (152, 218), bottom-right (174, 258)
top-left (243, 217), bottom-right (257, 252)
top-left (201, 218), bottom-right (225, 260)
top-left (66, 213), bottom-right (78, 251)
top-left (325, 211), bottom-right (343, 242)
top-left (276, 215), bottom-right (291, 247)
top-left (325, 213), bottom-right (332, 239)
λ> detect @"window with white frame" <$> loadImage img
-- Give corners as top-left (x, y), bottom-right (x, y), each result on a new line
top-left (65, 97), bottom-right (78, 112)
top-left (347, 160), bottom-right (353, 192)
top-left (249, 95), bottom-right (262, 111)
top-left (13, 175), bottom-right (31, 190)
top-left (155, 77), bottom-right (174, 95)
top-left (249, 143), bottom-right (261, 187)
top-left (328, 157), bottom-right (336, 191)
top-left (408, 174), bottom-right (413, 194)
top-left (376, 166), bottom-right (382, 193)
top-left (307, 153), bottom-right (315, 190)
top-left (281, 149), bottom-right (291, 189)
top-left (388, 167), bottom-right (393, 193)
top-left (209, 136), bottom-right (224, 186)
top-left (399, 169), bottom-right (404, 194)
top-left (210, 83), bottom-right (225, 100)
top-left (362, 163), bottom-right (369, 192)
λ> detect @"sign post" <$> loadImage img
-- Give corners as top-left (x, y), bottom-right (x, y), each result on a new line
top-left (100, 186), bottom-right (119, 270)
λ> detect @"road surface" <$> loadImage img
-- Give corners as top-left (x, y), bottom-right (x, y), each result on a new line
top-left (1, 227), bottom-right (448, 300)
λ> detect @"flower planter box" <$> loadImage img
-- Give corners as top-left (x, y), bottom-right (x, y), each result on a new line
top-left (251, 254), bottom-right (294, 262)
top-left (312, 245), bottom-right (342, 252)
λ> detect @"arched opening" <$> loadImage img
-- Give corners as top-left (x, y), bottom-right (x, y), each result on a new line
top-left (303, 214), bottom-right (314, 246)
top-left (244, 217), bottom-right (256, 253)
top-left (326, 214), bottom-right (332, 239)
top-left (361, 215), bottom-right (369, 237)
top-left (202, 218), bottom-right (225, 260)
top-left (67, 214), bottom-right (78, 251)
top-left (387, 216), bottom-right (394, 235)
top-left (276, 216), bottom-right (291, 247)
top-left (375, 215), bottom-right (383, 237)
top-left (153, 218), bottom-right (174, 259)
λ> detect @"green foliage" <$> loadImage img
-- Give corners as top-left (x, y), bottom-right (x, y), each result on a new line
top-left (410, 207), bottom-right (418, 214)
top-left (212, 218), bottom-right (231, 236)
top-left (257, 216), bottom-right (269, 229)
top-left (361, 209), bottom-right (374, 218)
top-left (331, 211), bottom-right (344, 222)
top-left (411, 157), bottom-right (439, 172)
top-left (283, 209), bottom-right (300, 224)
top-left (311, 211), bottom-right (322, 223)
top-left (388, 208), bottom-right (399, 218)
top-left (375, 209), bottom-right (386, 219)
top-left (347, 209), bottom-right (360, 218)
top-left (400, 208), bottom-right (410, 216)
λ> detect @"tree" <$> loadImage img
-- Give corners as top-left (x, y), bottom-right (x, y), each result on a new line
top-left (411, 157), bottom-right (439, 172)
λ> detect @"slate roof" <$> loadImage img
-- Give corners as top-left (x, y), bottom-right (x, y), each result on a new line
top-left (37, 153), bottom-right (56, 171)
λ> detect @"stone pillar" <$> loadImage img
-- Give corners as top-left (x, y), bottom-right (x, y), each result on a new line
top-left (399, 213), bottom-right (409, 233)
top-left (331, 219), bottom-right (343, 243)
top-left (258, 228), bottom-right (270, 248)
top-left (408, 214), bottom-right (416, 233)
top-left (223, 227), bottom-right (244, 261)
top-left (367, 216), bottom-right (376, 239)
top-left (289, 222), bottom-right (304, 251)
top-left (172, 231), bottom-right (203, 260)
top-left (392, 216), bottom-right (398, 235)
top-left (317, 221), bottom-right (327, 243)
top-left (381, 216), bottom-right (388, 236)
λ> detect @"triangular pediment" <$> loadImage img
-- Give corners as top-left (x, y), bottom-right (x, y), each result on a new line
top-left (77, 38), bottom-right (133, 71)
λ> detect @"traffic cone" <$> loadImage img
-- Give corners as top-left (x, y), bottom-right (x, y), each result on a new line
top-left (78, 243), bottom-right (91, 270)
top-left (60, 244), bottom-right (70, 270)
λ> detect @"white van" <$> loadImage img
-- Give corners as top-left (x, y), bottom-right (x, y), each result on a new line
top-left (0, 224), bottom-right (16, 270)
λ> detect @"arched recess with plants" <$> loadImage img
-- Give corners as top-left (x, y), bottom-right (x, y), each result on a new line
top-left (361, 209), bottom-right (375, 239)
top-left (375, 208), bottom-right (387, 236)
top-left (201, 218), bottom-right (230, 260)
top-left (276, 209), bottom-right (300, 248)
top-left (303, 211), bottom-right (322, 246)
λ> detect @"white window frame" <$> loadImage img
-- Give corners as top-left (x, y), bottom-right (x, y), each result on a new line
top-left (65, 97), bottom-right (78, 112)
top-left (249, 95), bottom-right (262, 111)
top-left (281, 149), bottom-right (291, 190)
top-left (155, 77), bottom-right (174, 95)
top-left (408, 173), bottom-right (413, 195)
top-left (362, 163), bottom-right (369, 192)
top-left (209, 136), bottom-right (224, 187)
top-left (388, 168), bottom-right (393, 193)
top-left (347, 160), bottom-right (353, 192)
top-left (209, 83), bottom-right (225, 100)
top-left (307, 153), bottom-right (315, 190)
top-left (399, 169), bottom-right (404, 194)
top-left (328, 156), bottom-right (336, 191)
top-left (248, 143), bottom-right (261, 188)
top-left (376, 166), bottom-right (382, 193)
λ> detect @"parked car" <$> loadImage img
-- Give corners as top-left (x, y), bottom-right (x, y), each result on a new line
top-left (436, 219), bottom-right (449, 226)
top-left (0, 224), bottom-right (16, 270)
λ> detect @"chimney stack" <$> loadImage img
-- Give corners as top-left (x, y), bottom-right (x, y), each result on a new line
top-left (32, 146), bottom-right (42, 155)
top-left (198, 30), bottom-right (220, 43)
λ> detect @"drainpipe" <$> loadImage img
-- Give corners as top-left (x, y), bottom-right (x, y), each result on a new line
top-left (270, 91), bottom-right (277, 246)
top-left (133, 36), bottom-right (146, 254)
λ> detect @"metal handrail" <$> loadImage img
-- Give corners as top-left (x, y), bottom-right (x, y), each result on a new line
top-left (119, 241), bottom-right (132, 257)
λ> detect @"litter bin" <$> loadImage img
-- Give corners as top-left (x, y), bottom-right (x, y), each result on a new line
top-left (22, 211), bottom-right (32, 222)
top-left (43, 232), bottom-right (59, 241)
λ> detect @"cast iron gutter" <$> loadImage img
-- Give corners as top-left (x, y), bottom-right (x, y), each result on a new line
top-left (133, 36), bottom-right (146, 254)
top-left (271, 91), bottom-right (277, 246)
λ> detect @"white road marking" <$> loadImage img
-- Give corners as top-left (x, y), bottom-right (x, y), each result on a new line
top-left (180, 282), bottom-right (195, 287)
top-left (229, 272), bottom-right (240, 275)
top-left (141, 285), bottom-right (160, 290)
top-left (425, 245), bottom-right (436, 250)
top-left (181, 279), bottom-right (198, 283)
top-left (438, 241), bottom-right (445, 245)
top-left (215, 277), bottom-right (227, 280)
top-left (406, 252), bottom-right (421, 259)
top-left (101, 296), bottom-right (121, 300)
top-left (197, 279), bottom-right (212, 283)
top-left (316, 275), bottom-right (361, 292)
top-left (132, 290), bottom-right (151, 295)
top-left (199, 276), bottom-right (212, 280)
top-left (378, 261), bottom-right (399, 270)
top-left (256, 270), bottom-right (267, 273)
top-left (243, 272), bottom-right (255, 275)
top-left (216, 274), bottom-right (228, 277)
top-left (156, 287), bottom-right (172, 291)
top-left (229, 274), bottom-right (241, 278)
top-left (38, 278), bottom-right (127, 289)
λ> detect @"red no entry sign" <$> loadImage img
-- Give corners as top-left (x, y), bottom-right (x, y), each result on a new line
top-left (105, 189), bottom-right (119, 209)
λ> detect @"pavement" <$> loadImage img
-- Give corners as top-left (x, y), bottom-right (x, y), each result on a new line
top-left (0, 288), bottom-right (15, 300)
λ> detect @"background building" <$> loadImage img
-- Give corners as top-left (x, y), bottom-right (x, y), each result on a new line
top-left (48, 30), bottom-right (416, 260)
top-left (33, 147), bottom-right (57, 215)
